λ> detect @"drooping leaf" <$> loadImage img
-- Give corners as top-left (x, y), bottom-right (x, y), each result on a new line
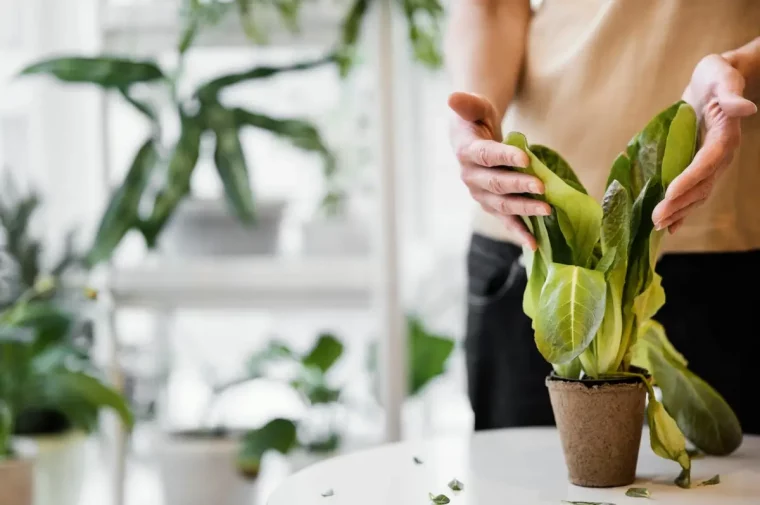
top-left (699, 475), bottom-right (720, 486)
top-left (635, 322), bottom-right (742, 456)
top-left (625, 487), bottom-right (651, 498)
top-left (646, 398), bottom-right (691, 487)
top-left (534, 263), bottom-right (607, 365)
top-left (87, 138), bottom-right (158, 266)
top-left (428, 493), bottom-right (450, 504)
top-left (237, 418), bottom-right (298, 479)
top-left (205, 105), bottom-right (255, 223)
top-left (661, 103), bottom-right (698, 188)
top-left (20, 57), bottom-right (165, 88)
top-left (447, 478), bottom-right (464, 491)
top-left (302, 333), bottom-right (344, 374)
top-left (505, 132), bottom-right (602, 267)
top-left (142, 111), bottom-right (204, 247)
top-left (531, 144), bottom-right (588, 194)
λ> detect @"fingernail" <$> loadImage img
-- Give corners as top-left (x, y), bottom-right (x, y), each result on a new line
top-left (654, 221), bottom-right (664, 231)
top-left (529, 183), bottom-right (541, 194)
top-left (537, 206), bottom-right (551, 216)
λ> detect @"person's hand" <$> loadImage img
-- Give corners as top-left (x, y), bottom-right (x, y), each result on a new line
top-left (448, 91), bottom-right (549, 250)
top-left (653, 54), bottom-right (758, 233)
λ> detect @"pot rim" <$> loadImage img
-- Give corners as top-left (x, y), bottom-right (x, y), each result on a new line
top-left (546, 365), bottom-right (651, 388)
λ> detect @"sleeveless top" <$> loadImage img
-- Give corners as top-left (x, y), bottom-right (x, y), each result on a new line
top-left (473, 0), bottom-right (760, 253)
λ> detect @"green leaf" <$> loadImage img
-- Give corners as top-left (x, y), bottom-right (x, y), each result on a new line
top-left (306, 432), bottom-right (341, 453)
top-left (195, 56), bottom-right (335, 100)
top-left (625, 487), bottom-right (651, 498)
top-left (291, 367), bottom-right (341, 405)
top-left (0, 400), bottom-right (12, 458)
top-left (699, 475), bottom-right (720, 486)
top-left (530, 144), bottom-right (588, 194)
top-left (606, 152), bottom-right (632, 196)
top-left (408, 316), bottom-right (455, 395)
top-left (20, 57), bottom-right (164, 88)
top-left (335, 0), bottom-right (370, 76)
top-left (302, 333), bottom-right (344, 374)
top-left (428, 493), bottom-right (450, 504)
top-left (553, 357), bottom-right (582, 379)
top-left (246, 340), bottom-right (296, 378)
top-left (234, 109), bottom-right (336, 177)
top-left (628, 101), bottom-right (682, 198)
top-left (30, 371), bottom-right (134, 431)
top-left (636, 321), bottom-right (742, 456)
top-left (237, 418), bottom-right (297, 478)
top-left (206, 105), bottom-right (255, 223)
top-left (505, 132), bottom-right (602, 266)
top-left (142, 111), bottom-right (204, 247)
top-left (534, 263), bottom-right (606, 365)
top-left (646, 398), bottom-right (691, 486)
top-left (87, 138), bottom-right (158, 266)
top-left (447, 478), bottom-right (463, 491)
top-left (661, 103), bottom-right (697, 188)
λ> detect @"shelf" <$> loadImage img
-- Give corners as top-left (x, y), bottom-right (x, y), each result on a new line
top-left (101, 1), bottom-right (351, 53)
top-left (107, 255), bottom-right (374, 310)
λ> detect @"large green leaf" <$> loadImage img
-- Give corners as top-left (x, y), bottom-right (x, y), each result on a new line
top-left (302, 333), bottom-right (344, 374)
top-left (534, 263), bottom-right (606, 365)
top-left (628, 101), bottom-right (682, 198)
top-left (87, 138), bottom-right (158, 266)
top-left (530, 144), bottom-right (587, 194)
top-left (635, 321), bottom-right (742, 456)
top-left (142, 111), bottom-right (204, 247)
top-left (505, 132), bottom-right (602, 267)
top-left (20, 57), bottom-right (164, 88)
top-left (662, 103), bottom-right (698, 188)
top-left (606, 151), bottom-right (633, 195)
top-left (237, 418), bottom-right (297, 478)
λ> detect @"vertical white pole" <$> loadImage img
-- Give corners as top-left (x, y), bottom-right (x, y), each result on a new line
top-left (375, 0), bottom-right (406, 443)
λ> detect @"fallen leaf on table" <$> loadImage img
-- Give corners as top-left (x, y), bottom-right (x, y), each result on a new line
top-left (447, 478), bottom-right (463, 491)
top-left (413, 456), bottom-right (423, 464)
top-left (429, 492), bottom-right (450, 504)
top-left (699, 475), bottom-right (720, 486)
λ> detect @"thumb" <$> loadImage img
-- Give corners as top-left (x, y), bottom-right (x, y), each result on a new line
top-left (448, 91), bottom-right (496, 123)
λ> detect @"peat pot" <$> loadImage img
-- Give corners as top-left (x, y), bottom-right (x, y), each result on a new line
top-left (155, 430), bottom-right (257, 505)
top-left (546, 373), bottom-right (647, 487)
top-left (0, 457), bottom-right (34, 505)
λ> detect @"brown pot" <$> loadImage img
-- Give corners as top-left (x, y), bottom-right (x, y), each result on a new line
top-left (546, 373), bottom-right (647, 488)
top-left (0, 457), bottom-right (33, 505)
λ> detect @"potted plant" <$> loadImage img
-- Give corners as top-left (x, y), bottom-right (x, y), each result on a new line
top-left (0, 179), bottom-right (134, 505)
top-left (506, 100), bottom-right (742, 488)
top-left (154, 332), bottom-right (345, 505)
top-left (0, 391), bottom-right (34, 505)
top-left (0, 292), bottom-right (134, 505)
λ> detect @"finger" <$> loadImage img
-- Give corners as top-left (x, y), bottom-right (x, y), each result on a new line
top-left (463, 165), bottom-right (544, 195)
top-left (664, 130), bottom-right (726, 200)
top-left (476, 190), bottom-right (551, 217)
top-left (500, 213), bottom-right (537, 251)
top-left (656, 198), bottom-right (706, 231)
top-left (457, 139), bottom-right (529, 169)
top-left (653, 171), bottom-right (718, 226)
top-left (448, 91), bottom-right (496, 123)
top-left (668, 219), bottom-right (685, 235)
top-left (717, 92), bottom-right (758, 117)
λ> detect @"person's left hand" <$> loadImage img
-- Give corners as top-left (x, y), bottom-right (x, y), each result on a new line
top-left (652, 54), bottom-right (757, 234)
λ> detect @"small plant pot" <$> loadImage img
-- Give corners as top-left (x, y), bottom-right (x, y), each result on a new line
top-left (0, 457), bottom-right (34, 505)
top-left (546, 373), bottom-right (647, 488)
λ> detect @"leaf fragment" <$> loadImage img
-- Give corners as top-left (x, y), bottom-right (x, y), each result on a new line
top-left (447, 478), bottom-right (463, 491)
top-left (429, 493), bottom-right (450, 504)
top-left (699, 475), bottom-right (720, 486)
top-left (413, 456), bottom-right (423, 464)
top-left (625, 487), bottom-right (651, 498)
top-left (321, 489), bottom-right (334, 497)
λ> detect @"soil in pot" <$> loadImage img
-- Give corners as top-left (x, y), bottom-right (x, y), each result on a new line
top-left (546, 373), bottom-right (647, 488)
top-left (0, 457), bottom-right (34, 505)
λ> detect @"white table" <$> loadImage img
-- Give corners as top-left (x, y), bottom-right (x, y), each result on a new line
top-left (268, 427), bottom-right (760, 505)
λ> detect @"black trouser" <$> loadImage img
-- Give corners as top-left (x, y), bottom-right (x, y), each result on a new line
top-left (465, 233), bottom-right (760, 434)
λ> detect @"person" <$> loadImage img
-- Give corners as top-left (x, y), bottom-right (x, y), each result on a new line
top-left (445, 0), bottom-right (760, 433)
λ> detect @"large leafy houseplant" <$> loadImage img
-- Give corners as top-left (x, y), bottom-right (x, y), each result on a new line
top-left (507, 100), bottom-right (742, 487)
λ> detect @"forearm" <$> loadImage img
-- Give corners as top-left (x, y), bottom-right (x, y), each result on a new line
top-left (444, 0), bottom-right (532, 119)
top-left (723, 37), bottom-right (760, 103)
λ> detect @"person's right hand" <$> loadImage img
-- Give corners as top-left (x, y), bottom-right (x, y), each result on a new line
top-left (448, 91), bottom-right (549, 250)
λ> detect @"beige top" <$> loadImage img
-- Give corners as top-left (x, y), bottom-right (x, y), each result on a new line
top-left (474, 0), bottom-right (760, 253)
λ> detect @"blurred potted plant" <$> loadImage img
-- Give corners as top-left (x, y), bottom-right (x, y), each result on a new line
top-left (0, 179), bottom-right (134, 505)
top-left (0, 291), bottom-right (134, 505)
top-left (0, 397), bottom-right (34, 505)
top-left (154, 332), bottom-right (343, 505)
